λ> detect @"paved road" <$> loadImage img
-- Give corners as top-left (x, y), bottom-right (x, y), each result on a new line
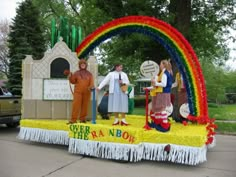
top-left (0, 125), bottom-right (235, 177)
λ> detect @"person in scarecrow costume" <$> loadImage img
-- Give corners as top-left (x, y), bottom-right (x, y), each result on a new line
top-left (144, 60), bottom-right (173, 132)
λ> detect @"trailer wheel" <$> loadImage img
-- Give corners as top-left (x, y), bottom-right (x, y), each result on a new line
top-left (6, 122), bottom-right (19, 128)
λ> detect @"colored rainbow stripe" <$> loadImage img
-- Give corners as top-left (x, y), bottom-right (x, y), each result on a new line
top-left (76, 16), bottom-right (209, 120)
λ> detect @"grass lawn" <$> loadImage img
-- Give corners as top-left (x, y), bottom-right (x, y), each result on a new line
top-left (215, 122), bottom-right (236, 134)
top-left (208, 104), bottom-right (236, 120)
top-left (132, 107), bottom-right (145, 115)
top-left (131, 104), bottom-right (236, 134)
top-left (132, 104), bottom-right (236, 120)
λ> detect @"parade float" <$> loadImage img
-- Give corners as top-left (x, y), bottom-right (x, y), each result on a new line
top-left (18, 16), bottom-right (216, 165)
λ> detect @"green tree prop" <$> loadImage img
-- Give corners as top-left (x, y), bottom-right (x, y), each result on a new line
top-left (7, 0), bottom-right (46, 95)
top-left (51, 16), bottom-right (82, 52)
top-left (128, 85), bottom-right (134, 114)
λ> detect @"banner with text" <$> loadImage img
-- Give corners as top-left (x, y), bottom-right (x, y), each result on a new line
top-left (43, 79), bottom-right (73, 100)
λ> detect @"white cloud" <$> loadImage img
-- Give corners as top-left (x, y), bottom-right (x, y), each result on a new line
top-left (226, 57), bottom-right (236, 70)
top-left (0, 0), bottom-right (23, 21)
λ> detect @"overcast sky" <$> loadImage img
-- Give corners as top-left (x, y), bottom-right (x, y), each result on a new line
top-left (0, 0), bottom-right (235, 69)
top-left (0, 0), bottom-right (23, 21)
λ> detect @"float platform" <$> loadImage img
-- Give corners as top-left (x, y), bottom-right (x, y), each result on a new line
top-left (18, 115), bottom-right (215, 165)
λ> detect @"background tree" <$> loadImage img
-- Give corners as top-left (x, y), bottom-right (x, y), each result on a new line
top-left (31, 0), bottom-right (235, 72)
top-left (169, 0), bottom-right (191, 38)
top-left (0, 19), bottom-right (10, 79)
top-left (225, 70), bottom-right (236, 103)
top-left (7, 0), bottom-right (46, 95)
top-left (189, 0), bottom-right (235, 65)
top-left (202, 62), bottom-right (228, 104)
top-left (29, 0), bottom-right (235, 104)
top-left (90, 0), bottom-right (170, 78)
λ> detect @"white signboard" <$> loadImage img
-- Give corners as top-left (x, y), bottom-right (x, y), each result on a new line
top-left (166, 103), bottom-right (173, 116)
top-left (43, 79), bottom-right (73, 100)
top-left (140, 60), bottom-right (159, 78)
top-left (179, 103), bottom-right (190, 118)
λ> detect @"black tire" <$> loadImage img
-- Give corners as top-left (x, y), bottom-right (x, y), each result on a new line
top-left (6, 122), bottom-right (19, 128)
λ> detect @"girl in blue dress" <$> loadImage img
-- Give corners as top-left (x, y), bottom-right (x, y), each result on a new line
top-left (97, 64), bottom-right (130, 125)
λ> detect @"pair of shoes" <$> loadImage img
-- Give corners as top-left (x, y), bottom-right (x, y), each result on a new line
top-left (121, 120), bottom-right (129, 126)
top-left (80, 120), bottom-right (86, 123)
top-left (148, 121), bottom-right (155, 128)
top-left (155, 124), bottom-right (170, 132)
top-left (66, 121), bottom-right (77, 125)
top-left (112, 121), bottom-right (119, 125)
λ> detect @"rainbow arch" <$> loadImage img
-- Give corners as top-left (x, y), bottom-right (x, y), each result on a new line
top-left (76, 16), bottom-right (209, 121)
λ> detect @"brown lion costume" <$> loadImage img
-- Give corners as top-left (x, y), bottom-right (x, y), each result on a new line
top-left (68, 59), bottom-right (94, 123)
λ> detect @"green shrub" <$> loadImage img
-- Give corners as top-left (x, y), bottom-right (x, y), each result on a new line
top-left (215, 122), bottom-right (236, 133)
top-left (128, 99), bottom-right (135, 114)
top-left (232, 95), bottom-right (236, 103)
top-left (208, 102), bottom-right (219, 108)
top-left (134, 97), bottom-right (151, 107)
